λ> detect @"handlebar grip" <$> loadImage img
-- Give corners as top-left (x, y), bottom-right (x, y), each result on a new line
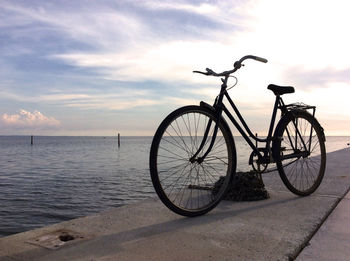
top-left (253, 56), bottom-right (268, 63)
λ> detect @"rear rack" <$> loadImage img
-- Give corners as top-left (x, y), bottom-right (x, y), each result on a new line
top-left (283, 102), bottom-right (316, 118)
top-left (284, 102), bottom-right (315, 111)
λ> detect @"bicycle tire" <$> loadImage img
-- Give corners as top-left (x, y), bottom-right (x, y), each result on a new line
top-left (273, 110), bottom-right (326, 196)
top-left (150, 105), bottom-right (236, 216)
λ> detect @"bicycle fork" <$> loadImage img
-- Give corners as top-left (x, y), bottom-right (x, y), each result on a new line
top-left (189, 116), bottom-right (220, 164)
top-left (189, 78), bottom-right (228, 163)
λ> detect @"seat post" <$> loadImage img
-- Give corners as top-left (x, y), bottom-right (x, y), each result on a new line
top-left (267, 95), bottom-right (280, 139)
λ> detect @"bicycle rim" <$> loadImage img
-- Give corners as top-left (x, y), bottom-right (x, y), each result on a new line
top-left (275, 111), bottom-right (326, 195)
top-left (150, 106), bottom-right (235, 216)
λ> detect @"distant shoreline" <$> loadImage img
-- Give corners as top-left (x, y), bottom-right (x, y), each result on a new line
top-left (0, 135), bottom-right (349, 138)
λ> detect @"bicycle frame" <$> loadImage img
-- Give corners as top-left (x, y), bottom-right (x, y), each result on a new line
top-left (150, 54), bottom-right (326, 217)
top-left (194, 75), bottom-right (312, 166)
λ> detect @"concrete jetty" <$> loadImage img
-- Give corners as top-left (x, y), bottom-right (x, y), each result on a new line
top-left (1, 148), bottom-right (349, 261)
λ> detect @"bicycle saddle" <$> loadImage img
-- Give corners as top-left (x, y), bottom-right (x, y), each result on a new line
top-left (268, 84), bottom-right (295, 95)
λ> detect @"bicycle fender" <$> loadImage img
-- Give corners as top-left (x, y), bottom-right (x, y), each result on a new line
top-left (272, 112), bottom-right (293, 161)
top-left (200, 101), bottom-right (232, 133)
top-left (299, 109), bottom-right (327, 142)
top-left (272, 110), bottom-right (326, 158)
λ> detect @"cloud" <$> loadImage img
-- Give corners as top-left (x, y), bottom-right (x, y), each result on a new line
top-left (3, 0), bottom-right (350, 85)
top-left (0, 88), bottom-right (201, 111)
top-left (43, 0), bottom-right (350, 90)
top-left (0, 88), bottom-right (163, 111)
top-left (2, 0), bottom-right (245, 78)
top-left (2, 110), bottom-right (61, 128)
top-left (140, 1), bottom-right (218, 14)
top-left (52, 40), bottom-right (238, 83)
top-left (283, 67), bottom-right (350, 91)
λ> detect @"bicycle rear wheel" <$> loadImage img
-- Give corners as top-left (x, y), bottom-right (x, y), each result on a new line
top-left (150, 105), bottom-right (236, 216)
top-left (273, 111), bottom-right (326, 196)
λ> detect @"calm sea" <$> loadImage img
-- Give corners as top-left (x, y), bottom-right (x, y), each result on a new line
top-left (0, 135), bottom-right (348, 237)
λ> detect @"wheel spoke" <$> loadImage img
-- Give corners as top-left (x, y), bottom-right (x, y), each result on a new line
top-left (150, 107), bottom-right (234, 216)
top-left (276, 112), bottom-right (325, 196)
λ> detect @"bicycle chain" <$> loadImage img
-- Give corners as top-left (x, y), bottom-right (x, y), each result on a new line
top-left (258, 158), bottom-right (298, 174)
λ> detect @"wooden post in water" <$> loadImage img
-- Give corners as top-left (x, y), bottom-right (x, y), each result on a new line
top-left (118, 133), bottom-right (120, 148)
top-left (31, 135), bottom-right (34, 145)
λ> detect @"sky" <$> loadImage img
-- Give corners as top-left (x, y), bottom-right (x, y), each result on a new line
top-left (0, 0), bottom-right (349, 136)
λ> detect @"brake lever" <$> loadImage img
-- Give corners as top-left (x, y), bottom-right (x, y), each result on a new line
top-left (205, 68), bottom-right (214, 75)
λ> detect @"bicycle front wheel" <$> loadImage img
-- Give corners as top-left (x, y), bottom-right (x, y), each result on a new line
top-left (150, 105), bottom-right (236, 216)
top-left (273, 111), bottom-right (326, 196)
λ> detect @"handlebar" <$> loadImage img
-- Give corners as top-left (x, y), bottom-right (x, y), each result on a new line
top-left (193, 55), bottom-right (268, 77)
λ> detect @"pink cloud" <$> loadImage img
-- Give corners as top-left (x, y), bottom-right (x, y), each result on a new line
top-left (2, 109), bottom-right (60, 127)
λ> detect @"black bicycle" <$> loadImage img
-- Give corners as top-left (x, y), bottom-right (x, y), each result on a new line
top-left (150, 55), bottom-right (326, 217)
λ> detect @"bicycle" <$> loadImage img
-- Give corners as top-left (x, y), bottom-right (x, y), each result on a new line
top-left (150, 55), bottom-right (326, 217)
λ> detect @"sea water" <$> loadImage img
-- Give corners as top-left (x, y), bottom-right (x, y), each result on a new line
top-left (0, 136), bottom-right (348, 237)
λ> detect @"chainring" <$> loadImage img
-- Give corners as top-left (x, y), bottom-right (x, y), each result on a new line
top-left (249, 148), bottom-right (268, 173)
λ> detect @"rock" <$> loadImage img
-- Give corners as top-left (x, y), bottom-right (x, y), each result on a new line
top-left (212, 171), bottom-right (269, 201)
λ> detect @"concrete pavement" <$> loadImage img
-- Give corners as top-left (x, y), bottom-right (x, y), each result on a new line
top-left (1, 148), bottom-right (349, 261)
top-left (296, 190), bottom-right (350, 261)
